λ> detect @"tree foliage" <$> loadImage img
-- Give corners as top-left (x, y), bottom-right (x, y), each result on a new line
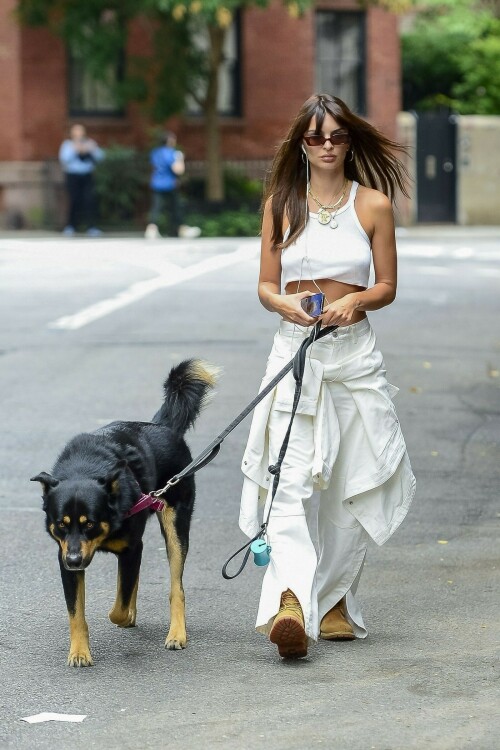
top-left (402, 0), bottom-right (500, 114)
top-left (451, 18), bottom-right (500, 114)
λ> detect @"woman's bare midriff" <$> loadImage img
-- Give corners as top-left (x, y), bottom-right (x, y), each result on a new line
top-left (285, 278), bottom-right (367, 324)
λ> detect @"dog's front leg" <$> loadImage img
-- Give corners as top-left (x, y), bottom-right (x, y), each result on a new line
top-left (160, 506), bottom-right (187, 650)
top-left (109, 543), bottom-right (143, 628)
top-left (58, 551), bottom-right (93, 667)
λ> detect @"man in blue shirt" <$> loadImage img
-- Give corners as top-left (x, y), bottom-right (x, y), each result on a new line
top-left (145, 131), bottom-right (200, 239)
top-left (59, 124), bottom-right (105, 236)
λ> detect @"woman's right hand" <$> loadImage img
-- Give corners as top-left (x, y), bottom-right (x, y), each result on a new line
top-left (272, 291), bottom-right (317, 326)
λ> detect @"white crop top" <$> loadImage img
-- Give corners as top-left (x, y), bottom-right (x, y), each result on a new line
top-left (281, 181), bottom-right (371, 289)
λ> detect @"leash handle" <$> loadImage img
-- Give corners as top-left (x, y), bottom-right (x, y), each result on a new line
top-left (222, 527), bottom-right (266, 580)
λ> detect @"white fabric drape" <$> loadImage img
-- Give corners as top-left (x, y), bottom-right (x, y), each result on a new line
top-left (239, 319), bottom-right (416, 640)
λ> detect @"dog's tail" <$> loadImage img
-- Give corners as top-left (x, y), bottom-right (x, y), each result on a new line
top-left (153, 359), bottom-right (221, 435)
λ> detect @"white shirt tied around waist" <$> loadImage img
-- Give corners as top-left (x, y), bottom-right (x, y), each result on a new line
top-left (239, 319), bottom-right (416, 546)
top-left (281, 181), bottom-right (371, 289)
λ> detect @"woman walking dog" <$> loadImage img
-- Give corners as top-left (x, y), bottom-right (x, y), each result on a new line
top-left (239, 94), bottom-right (416, 659)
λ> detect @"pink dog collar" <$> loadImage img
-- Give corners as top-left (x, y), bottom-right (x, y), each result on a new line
top-left (124, 493), bottom-right (165, 518)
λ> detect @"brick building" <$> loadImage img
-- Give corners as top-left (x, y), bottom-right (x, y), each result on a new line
top-left (0, 0), bottom-right (401, 227)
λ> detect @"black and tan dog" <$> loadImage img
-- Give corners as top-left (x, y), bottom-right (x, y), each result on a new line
top-left (31, 360), bottom-right (218, 667)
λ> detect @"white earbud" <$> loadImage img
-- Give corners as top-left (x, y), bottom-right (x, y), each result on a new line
top-left (301, 144), bottom-right (307, 155)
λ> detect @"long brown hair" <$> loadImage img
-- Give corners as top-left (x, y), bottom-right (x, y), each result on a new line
top-left (263, 94), bottom-right (410, 251)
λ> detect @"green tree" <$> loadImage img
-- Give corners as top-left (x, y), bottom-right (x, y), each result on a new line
top-left (402, 0), bottom-right (500, 114)
top-left (451, 18), bottom-right (500, 114)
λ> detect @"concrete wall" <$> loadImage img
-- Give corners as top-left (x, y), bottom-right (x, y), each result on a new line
top-left (396, 113), bottom-right (500, 226)
top-left (394, 110), bottom-right (417, 227)
top-left (0, 161), bottom-right (63, 228)
top-left (457, 116), bottom-right (500, 226)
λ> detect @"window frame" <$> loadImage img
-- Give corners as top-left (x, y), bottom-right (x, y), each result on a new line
top-left (67, 48), bottom-right (125, 118)
top-left (314, 10), bottom-right (366, 116)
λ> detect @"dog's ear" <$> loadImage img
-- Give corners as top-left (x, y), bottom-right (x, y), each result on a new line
top-left (31, 472), bottom-right (59, 495)
top-left (98, 459), bottom-right (128, 496)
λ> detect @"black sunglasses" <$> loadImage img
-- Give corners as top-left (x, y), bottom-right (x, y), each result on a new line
top-left (303, 132), bottom-right (350, 147)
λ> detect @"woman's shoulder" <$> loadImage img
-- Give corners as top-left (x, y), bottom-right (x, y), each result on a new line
top-left (261, 193), bottom-right (290, 247)
top-left (355, 184), bottom-right (392, 215)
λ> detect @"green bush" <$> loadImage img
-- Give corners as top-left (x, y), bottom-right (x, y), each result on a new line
top-left (186, 208), bottom-right (261, 237)
top-left (182, 168), bottom-right (263, 236)
top-left (224, 169), bottom-right (263, 205)
top-left (94, 145), bottom-right (149, 226)
top-left (182, 168), bottom-right (262, 213)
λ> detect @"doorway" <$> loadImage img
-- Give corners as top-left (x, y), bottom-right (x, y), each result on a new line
top-left (416, 111), bottom-right (457, 223)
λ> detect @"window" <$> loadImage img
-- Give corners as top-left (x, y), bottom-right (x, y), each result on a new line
top-left (68, 49), bottom-right (124, 117)
top-left (186, 13), bottom-right (242, 117)
top-left (315, 11), bottom-right (366, 115)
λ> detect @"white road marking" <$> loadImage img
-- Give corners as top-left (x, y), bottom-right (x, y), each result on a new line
top-left (48, 243), bottom-right (259, 330)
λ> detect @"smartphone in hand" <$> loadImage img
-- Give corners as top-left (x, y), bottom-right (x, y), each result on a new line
top-left (300, 292), bottom-right (324, 317)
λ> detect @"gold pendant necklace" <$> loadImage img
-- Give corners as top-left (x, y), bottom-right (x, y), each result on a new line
top-left (317, 207), bottom-right (332, 225)
top-left (308, 179), bottom-right (348, 228)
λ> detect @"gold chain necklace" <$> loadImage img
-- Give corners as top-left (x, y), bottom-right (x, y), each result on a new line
top-left (308, 179), bottom-right (348, 227)
top-left (308, 179), bottom-right (346, 209)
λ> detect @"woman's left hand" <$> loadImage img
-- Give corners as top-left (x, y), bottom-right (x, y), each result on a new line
top-left (320, 293), bottom-right (361, 327)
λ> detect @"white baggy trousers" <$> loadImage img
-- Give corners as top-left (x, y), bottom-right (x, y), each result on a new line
top-left (239, 319), bottom-right (416, 642)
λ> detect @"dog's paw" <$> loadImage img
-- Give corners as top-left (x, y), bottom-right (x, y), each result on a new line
top-left (165, 630), bottom-right (187, 650)
top-left (67, 648), bottom-right (93, 667)
top-left (108, 607), bottom-right (136, 628)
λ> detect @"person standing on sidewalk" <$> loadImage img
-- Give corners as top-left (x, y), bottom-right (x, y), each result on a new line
top-left (59, 124), bottom-right (105, 236)
top-left (239, 94), bottom-right (416, 660)
top-left (145, 131), bottom-right (200, 239)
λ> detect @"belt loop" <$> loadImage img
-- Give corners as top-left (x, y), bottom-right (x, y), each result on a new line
top-left (352, 319), bottom-right (361, 344)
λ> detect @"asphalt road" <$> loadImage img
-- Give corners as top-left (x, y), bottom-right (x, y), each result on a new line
top-left (1, 228), bottom-right (499, 749)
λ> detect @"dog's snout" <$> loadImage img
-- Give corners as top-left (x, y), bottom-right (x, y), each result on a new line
top-left (65, 551), bottom-right (83, 569)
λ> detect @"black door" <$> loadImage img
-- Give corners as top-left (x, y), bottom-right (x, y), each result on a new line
top-left (416, 111), bottom-right (457, 223)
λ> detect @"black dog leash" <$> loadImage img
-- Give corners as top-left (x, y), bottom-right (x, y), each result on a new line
top-left (221, 322), bottom-right (332, 578)
top-left (147, 321), bottom-right (337, 577)
top-left (221, 339), bottom-right (311, 579)
top-left (152, 322), bottom-right (337, 498)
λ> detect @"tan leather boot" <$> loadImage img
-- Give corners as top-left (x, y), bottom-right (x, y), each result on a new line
top-left (269, 589), bottom-right (308, 659)
top-left (320, 597), bottom-right (355, 640)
